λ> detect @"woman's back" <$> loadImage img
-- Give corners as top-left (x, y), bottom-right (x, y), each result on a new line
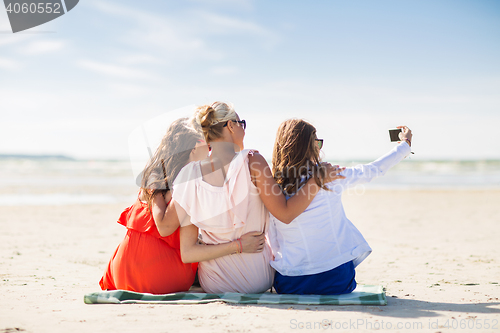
top-left (268, 182), bottom-right (371, 277)
top-left (173, 149), bottom-right (274, 293)
top-left (269, 140), bottom-right (411, 277)
top-left (169, 103), bottom-right (339, 293)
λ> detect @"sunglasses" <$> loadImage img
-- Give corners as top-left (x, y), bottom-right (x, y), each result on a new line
top-left (315, 139), bottom-right (324, 150)
top-left (223, 119), bottom-right (246, 130)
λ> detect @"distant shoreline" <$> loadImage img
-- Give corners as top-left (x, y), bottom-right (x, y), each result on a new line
top-left (1, 154), bottom-right (499, 163)
top-left (0, 154), bottom-right (75, 161)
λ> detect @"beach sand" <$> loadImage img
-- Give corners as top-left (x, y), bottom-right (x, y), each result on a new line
top-left (1, 189), bottom-right (499, 332)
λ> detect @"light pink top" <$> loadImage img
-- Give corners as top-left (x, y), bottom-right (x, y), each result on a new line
top-left (173, 149), bottom-right (274, 293)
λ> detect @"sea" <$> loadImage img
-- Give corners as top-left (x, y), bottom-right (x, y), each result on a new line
top-left (0, 156), bottom-right (499, 206)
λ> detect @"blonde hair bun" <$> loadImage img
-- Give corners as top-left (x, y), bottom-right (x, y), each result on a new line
top-left (197, 105), bottom-right (217, 129)
top-left (194, 101), bottom-right (237, 142)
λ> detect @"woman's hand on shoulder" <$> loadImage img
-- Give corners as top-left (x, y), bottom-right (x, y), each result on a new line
top-left (321, 163), bottom-right (346, 183)
top-left (239, 231), bottom-right (265, 253)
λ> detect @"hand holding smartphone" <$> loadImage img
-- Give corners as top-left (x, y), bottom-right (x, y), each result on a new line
top-left (388, 129), bottom-right (402, 142)
top-left (389, 126), bottom-right (414, 154)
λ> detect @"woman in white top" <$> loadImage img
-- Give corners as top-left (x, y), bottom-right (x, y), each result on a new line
top-left (159, 102), bottom-right (344, 293)
top-left (269, 119), bottom-right (412, 295)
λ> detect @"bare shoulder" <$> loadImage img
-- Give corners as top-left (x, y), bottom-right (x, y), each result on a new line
top-left (248, 150), bottom-right (265, 162)
top-left (247, 152), bottom-right (273, 185)
top-left (248, 151), bottom-right (267, 168)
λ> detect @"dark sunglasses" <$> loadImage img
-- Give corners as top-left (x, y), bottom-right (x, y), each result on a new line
top-left (223, 119), bottom-right (246, 130)
top-left (315, 139), bottom-right (324, 150)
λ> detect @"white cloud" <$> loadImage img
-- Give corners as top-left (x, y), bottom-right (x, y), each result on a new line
top-left (107, 82), bottom-right (153, 98)
top-left (209, 65), bottom-right (239, 75)
top-left (117, 54), bottom-right (165, 66)
top-left (0, 8), bottom-right (12, 31)
top-left (195, 11), bottom-right (269, 35)
top-left (0, 89), bottom-right (59, 112)
top-left (0, 32), bottom-right (33, 47)
top-left (0, 57), bottom-right (21, 70)
top-left (19, 40), bottom-right (65, 55)
top-left (86, 0), bottom-right (277, 62)
top-left (187, 0), bottom-right (254, 11)
top-left (77, 59), bottom-right (161, 81)
top-left (88, 1), bottom-right (207, 53)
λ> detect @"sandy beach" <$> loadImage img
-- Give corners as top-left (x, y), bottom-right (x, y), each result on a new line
top-left (1, 188), bottom-right (499, 332)
top-left (1, 0), bottom-right (499, 331)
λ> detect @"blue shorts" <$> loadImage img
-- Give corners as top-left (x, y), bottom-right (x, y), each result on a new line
top-left (273, 261), bottom-right (356, 295)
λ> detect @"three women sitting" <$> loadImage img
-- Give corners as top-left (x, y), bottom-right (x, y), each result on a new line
top-left (101, 102), bottom-right (412, 295)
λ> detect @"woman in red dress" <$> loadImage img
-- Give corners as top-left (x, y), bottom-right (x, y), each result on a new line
top-left (100, 117), bottom-right (275, 294)
top-left (99, 118), bottom-right (210, 294)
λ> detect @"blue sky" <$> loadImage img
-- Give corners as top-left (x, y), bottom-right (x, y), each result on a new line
top-left (1, 0), bottom-right (499, 161)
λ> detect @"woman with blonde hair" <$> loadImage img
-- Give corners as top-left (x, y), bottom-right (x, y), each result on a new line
top-left (100, 117), bottom-right (264, 294)
top-left (269, 119), bottom-right (412, 295)
top-left (158, 102), bottom-right (344, 293)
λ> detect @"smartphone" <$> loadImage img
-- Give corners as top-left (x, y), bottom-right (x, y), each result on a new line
top-left (388, 129), bottom-right (402, 142)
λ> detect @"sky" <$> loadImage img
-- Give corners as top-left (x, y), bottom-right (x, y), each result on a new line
top-left (1, 0), bottom-right (499, 161)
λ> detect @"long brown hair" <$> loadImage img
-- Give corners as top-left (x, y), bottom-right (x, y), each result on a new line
top-left (272, 119), bottom-right (329, 195)
top-left (139, 117), bottom-right (204, 208)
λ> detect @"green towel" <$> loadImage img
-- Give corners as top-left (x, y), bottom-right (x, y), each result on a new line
top-left (84, 284), bottom-right (386, 305)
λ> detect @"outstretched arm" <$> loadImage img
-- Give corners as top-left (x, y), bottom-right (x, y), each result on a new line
top-left (339, 126), bottom-right (413, 188)
top-left (249, 153), bottom-right (344, 224)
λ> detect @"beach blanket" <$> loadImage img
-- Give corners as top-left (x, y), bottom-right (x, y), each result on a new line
top-left (84, 284), bottom-right (386, 305)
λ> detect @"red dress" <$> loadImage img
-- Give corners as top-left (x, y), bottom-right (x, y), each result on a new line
top-left (99, 199), bottom-right (198, 294)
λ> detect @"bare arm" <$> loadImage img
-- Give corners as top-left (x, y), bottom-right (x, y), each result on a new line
top-left (249, 153), bottom-right (344, 224)
top-left (180, 225), bottom-right (266, 263)
top-left (152, 191), bottom-right (183, 237)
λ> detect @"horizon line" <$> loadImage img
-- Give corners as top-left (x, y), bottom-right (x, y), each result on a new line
top-left (1, 153), bottom-right (500, 163)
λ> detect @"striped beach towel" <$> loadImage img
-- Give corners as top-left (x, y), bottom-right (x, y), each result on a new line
top-left (84, 284), bottom-right (386, 305)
